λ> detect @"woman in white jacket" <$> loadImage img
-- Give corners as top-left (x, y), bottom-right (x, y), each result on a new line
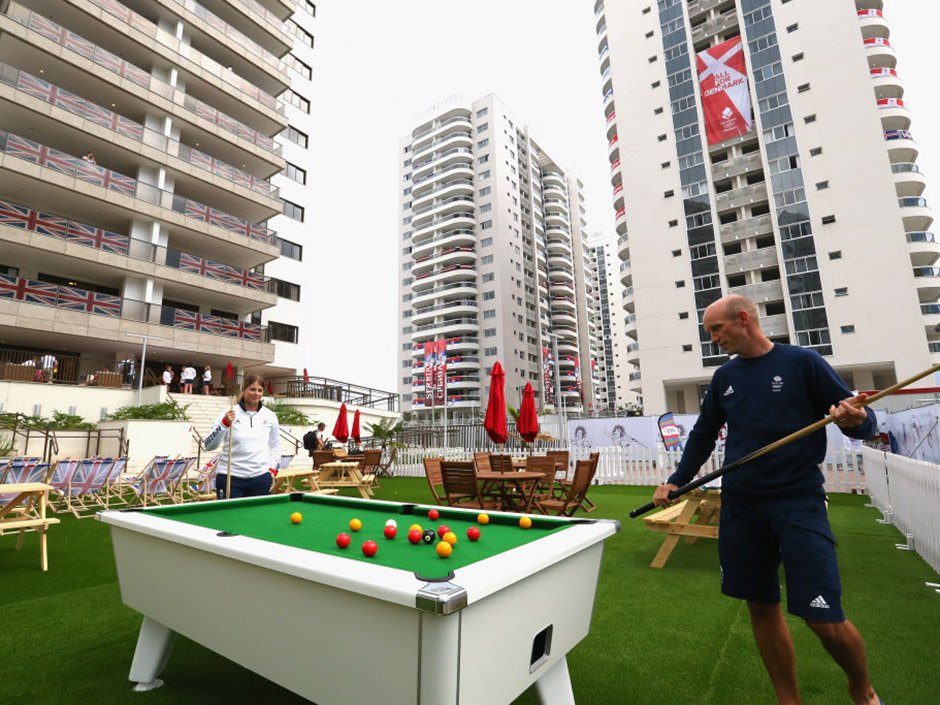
top-left (204, 375), bottom-right (282, 499)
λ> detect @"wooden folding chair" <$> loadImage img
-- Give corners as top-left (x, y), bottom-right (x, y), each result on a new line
top-left (182, 453), bottom-right (221, 502)
top-left (422, 457), bottom-right (446, 505)
top-left (313, 451), bottom-right (333, 469)
top-left (440, 461), bottom-right (498, 510)
top-left (358, 449), bottom-right (383, 489)
top-left (522, 455), bottom-right (557, 512)
top-left (375, 447), bottom-right (397, 478)
top-left (553, 452), bottom-right (599, 512)
top-left (535, 459), bottom-right (594, 516)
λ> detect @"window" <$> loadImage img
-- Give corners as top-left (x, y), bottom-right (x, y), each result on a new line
top-left (841, 325), bottom-right (856, 334)
top-left (816, 181), bottom-right (829, 190)
top-left (477, 123), bottom-right (489, 133)
top-left (288, 20), bottom-right (314, 47)
top-left (303, 1), bottom-right (316, 16)
top-left (481, 254), bottom-right (494, 264)
top-left (285, 126), bottom-right (308, 148)
top-left (483, 291), bottom-right (495, 300)
top-left (648, 56), bottom-right (657, 63)
top-left (479, 186), bottom-right (491, 197)
top-left (675, 280), bottom-right (685, 288)
top-left (661, 161), bottom-right (671, 169)
top-left (282, 199), bottom-right (304, 222)
top-left (479, 203), bottom-right (492, 213)
top-left (664, 190), bottom-right (674, 198)
top-left (672, 249), bottom-right (681, 257)
top-left (482, 272), bottom-right (495, 282)
top-left (479, 169), bottom-right (490, 179)
top-left (657, 134), bottom-right (667, 142)
top-left (484, 346), bottom-right (497, 356)
top-left (481, 236), bottom-right (493, 246)
top-left (483, 309), bottom-right (496, 319)
top-left (829, 251), bottom-right (842, 260)
top-left (477, 138), bottom-right (489, 148)
top-left (651, 80), bottom-right (661, 88)
top-left (272, 278), bottom-right (300, 301)
top-left (278, 237), bottom-right (302, 260)
top-left (476, 108), bottom-right (488, 118)
top-left (480, 220), bottom-right (493, 230)
top-left (679, 312), bottom-right (689, 320)
top-left (268, 321), bottom-right (298, 344)
top-left (804, 114), bottom-right (817, 124)
top-left (786, 23), bottom-right (799, 33)
top-left (284, 90), bottom-right (310, 113)
top-left (402, 377), bottom-right (411, 386)
top-left (668, 219), bottom-right (678, 227)
top-left (484, 328), bottom-right (497, 338)
top-left (810, 147), bottom-right (823, 156)
top-left (645, 30), bottom-right (654, 38)
top-left (822, 215), bottom-right (836, 224)
top-left (682, 344), bottom-right (693, 352)
top-left (792, 53), bottom-right (804, 62)
top-left (654, 107), bottom-right (664, 115)
top-left (284, 162), bottom-right (306, 184)
top-left (285, 54), bottom-right (312, 80)
top-left (835, 287), bottom-right (849, 297)
top-left (797, 83), bottom-right (810, 93)
top-left (478, 155), bottom-right (489, 165)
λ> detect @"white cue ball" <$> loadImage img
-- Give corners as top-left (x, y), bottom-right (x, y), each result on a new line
top-left (385, 519), bottom-right (397, 528)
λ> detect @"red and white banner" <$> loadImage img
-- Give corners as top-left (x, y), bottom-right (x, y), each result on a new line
top-left (574, 357), bottom-right (583, 400)
top-left (697, 37), bottom-right (752, 145)
top-left (432, 339), bottom-right (447, 407)
top-left (542, 346), bottom-right (554, 406)
top-left (423, 343), bottom-right (435, 407)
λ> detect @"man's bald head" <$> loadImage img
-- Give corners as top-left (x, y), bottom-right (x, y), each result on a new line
top-left (702, 295), bottom-right (771, 358)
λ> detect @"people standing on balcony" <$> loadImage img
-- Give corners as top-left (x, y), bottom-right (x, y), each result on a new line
top-left (204, 375), bottom-right (282, 499)
top-left (40, 353), bottom-right (57, 384)
top-left (202, 365), bottom-right (212, 395)
top-left (181, 364), bottom-right (196, 394)
top-left (82, 152), bottom-right (96, 164)
top-left (162, 365), bottom-right (174, 390)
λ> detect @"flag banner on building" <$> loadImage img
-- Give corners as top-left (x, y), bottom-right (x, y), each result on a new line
top-left (697, 37), bottom-right (752, 145)
top-left (574, 357), bottom-right (583, 400)
top-left (433, 339), bottom-right (447, 407)
top-left (424, 342), bottom-right (436, 407)
top-left (542, 346), bottom-right (554, 406)
top-left (658, 412), bottom-right (683, 450)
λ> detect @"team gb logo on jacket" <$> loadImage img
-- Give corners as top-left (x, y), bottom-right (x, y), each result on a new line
top-left (771, 375), bottom-right (784, 392)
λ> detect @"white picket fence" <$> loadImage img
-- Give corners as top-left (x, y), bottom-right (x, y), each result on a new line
top-left (394, 445), bottom-right (865, 493)
top-left (862, 446), bottom-right (940, 574)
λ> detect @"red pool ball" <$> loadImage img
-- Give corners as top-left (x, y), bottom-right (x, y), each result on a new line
top-left (407, 529), bottom-right (422, 544)
top-left (437, 525), bottom-right (451, 539)
top-left (467, 526), bottom-right (481, 541)
top-left (383, 525), bottom-right (397, 539)
top-left (428, 509), bottom-right (440, 520)
top-left (362, 540), bottom-right (378, 557)
top-left (336, 533), bottom-right (351, 549)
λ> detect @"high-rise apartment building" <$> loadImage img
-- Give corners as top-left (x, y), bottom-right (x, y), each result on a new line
top-left (397, 95), bottom-right (602, 420)
top-left (594, 0), bottom-right (934, 413)
top-left (588, 232), bottom-right (639, 411)
top-left (0, 0), bottom-right (316, 382)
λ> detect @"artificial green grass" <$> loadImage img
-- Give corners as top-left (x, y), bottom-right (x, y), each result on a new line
top-left (1, 482), bottom-right (937, 704)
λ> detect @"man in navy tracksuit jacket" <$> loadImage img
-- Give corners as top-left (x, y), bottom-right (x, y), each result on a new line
top-left (653, 295), bottom-right (881, 705)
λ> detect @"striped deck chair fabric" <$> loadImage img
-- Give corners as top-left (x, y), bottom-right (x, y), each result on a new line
top-left (183, 454), bottom-right (220, 502)
top-left (279, 454), bottom-right (294, 471)
top-left (100, 458), bottom-right (128, 508)
top-left (129, 457), bottom-right (191, 507)
top-left (65, 459), bottom-right (117, 518)
top-left (47, 459), bottom-right (80, 513)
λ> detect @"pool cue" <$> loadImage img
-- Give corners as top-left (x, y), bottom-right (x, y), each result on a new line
top-left (629, 362), bottom-right (940, 519)
top-left (225, 393), bottom-right (236, 500)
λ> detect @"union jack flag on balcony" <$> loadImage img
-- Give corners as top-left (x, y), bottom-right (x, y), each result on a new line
top-left (227, 220), bottom-right (270, 242)
top-left (99, 0), bottom-right (155, 35)
top-left (190, 150), bottom-right (234, 181)
top-left (0, 274), bottom-right (58, 306)
top-left (57, 286), bottom-right (121, 317)
top-left (218, 112), bottom-right (242, 136)
top-left (233, 120), bottom-right (255, 142)
top-left (183, 199), bottom-right (211, 224)
top-left (223, 266), bottom-right (264, 290)
top-left (194, 101), bottom-right (218, 124)
top-left (16, 72), bottom-right (86, 116)
top-left (173, 309), bottom-right (221, 335)
top-left (179, 253), bottom-right (228, 282)
top-left (74, 160), bottom-right (136, 197)
top-left (95, 48), bottom-right (149, 88)
top-left (27, 15), bottom-right (95, 60)
top-left (66, 221), bottom-right (129, 255)
top-left (254, 133), bottom-right (276, 152)
top-left (219, 318), bottom-right (261, 341)
top-left (208, 208), bottom-right (238, 230)
top-left (0, 200), bottom-right (67, 239)
top-left (84, 102), bottom-right (144, 140)
top-left (6, 134), bottom-right (76, 175)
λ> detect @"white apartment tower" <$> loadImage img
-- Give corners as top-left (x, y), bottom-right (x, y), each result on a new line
top-left (594, 0), bottom-right (934, 413)
top-left (398, 95), bottom-right (602, 420)
top-left (0, 0), bottom-right (317, 383)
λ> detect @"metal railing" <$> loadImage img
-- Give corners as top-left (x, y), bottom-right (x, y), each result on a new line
top-left (264, 375), bottom-right (399, 412)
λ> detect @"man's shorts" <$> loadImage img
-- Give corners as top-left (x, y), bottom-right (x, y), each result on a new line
top-left (718, 492), bottom-right (845, 622)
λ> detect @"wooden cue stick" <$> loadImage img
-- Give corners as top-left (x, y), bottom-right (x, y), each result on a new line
top-left (225, 393), bottom-right (236, 500)
top-left (629, 362), bottom-right (940, 519)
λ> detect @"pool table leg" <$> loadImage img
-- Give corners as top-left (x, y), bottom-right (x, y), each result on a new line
top-left (533, 656), bottom-right (575, 705)
top-left (128, 616), bottom-right (179, 692)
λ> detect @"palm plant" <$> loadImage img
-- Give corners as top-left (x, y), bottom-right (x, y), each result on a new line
top-left (363, 417), bottom-right (404, 449)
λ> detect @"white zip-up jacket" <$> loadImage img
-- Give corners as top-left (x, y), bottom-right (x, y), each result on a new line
top-left (204, 401), bottom-right (282, 478)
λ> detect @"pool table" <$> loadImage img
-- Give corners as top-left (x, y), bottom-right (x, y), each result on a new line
top-left (98, 493), bottom-right (619, 705)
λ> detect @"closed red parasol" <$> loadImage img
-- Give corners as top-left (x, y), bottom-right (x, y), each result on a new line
top-left (517, 382), bottom-right (539, 443)
top-left (332, 403), bottom-right (349, 444)
top-left (303, 367), bottom-right (309, 383)
top-left (351, 409), bottom-right (361, 444)
top-left (483, 362), bottom-right (507, 444)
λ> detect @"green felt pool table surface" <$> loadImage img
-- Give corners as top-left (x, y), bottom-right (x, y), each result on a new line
top-left (140, 494), bottom-right (573, 579)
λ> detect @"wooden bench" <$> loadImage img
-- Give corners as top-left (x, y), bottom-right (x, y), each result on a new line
top-left (0, 363), bottom-right (36, 382)
top-left (642, 489), bottom-right (721, 568)
top-left (0, 482), bottom-right (61, 571)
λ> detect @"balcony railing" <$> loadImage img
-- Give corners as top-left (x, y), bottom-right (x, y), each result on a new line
top-left (870, 67), bottom-right (898, 78)
top-left (0, 64), bottom-right (277, 199)
top-left (907, 231), bottom-right (936, 243)
top-left (864, 37), bottom-right (891, 47)
top-left (857, 9), bottom-right (884, 18)
top-left (900, 197), bottom-right (929, 208)
top-left (414, 317), bottom-right (479, 333)
top-left (1, 3), bottom-right (281, 155)
top-left (412, 336), bottom-right (479, 353)
top-left (0, 132), bottom-right (274, 244)
top-left (884, 129), bottom-right (913, 141)
top-left (877, 98), bottom-right (905, 108)
top-left (0, 273), bottom-right (266, 341)
top-left (0, 198), bottom-right (271, 292)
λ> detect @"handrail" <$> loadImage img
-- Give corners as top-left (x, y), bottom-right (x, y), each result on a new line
top-left (279, 427), bottom-right (302, 456)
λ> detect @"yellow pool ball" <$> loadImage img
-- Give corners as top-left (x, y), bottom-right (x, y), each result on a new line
top-left (519, 516), bottom-right (533, 529)
top-left (290, 512), bottom-right (302, 525)
top-left (442, 531), bottom-right (457, 546)
top-left (409, 523), bottom-right (423, 534)
top-left (477, 513), bottom-right (490, 525)
top-left (349, 518), bottom-right (362, 532)
top-left (436, 541), bottom-right (453, 558)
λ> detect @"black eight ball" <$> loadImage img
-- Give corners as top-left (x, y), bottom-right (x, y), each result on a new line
top-left (421, 529), bottom-right (436, 544)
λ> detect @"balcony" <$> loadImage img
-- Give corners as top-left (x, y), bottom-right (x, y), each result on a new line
top-left (412, 317), bottom-right (480, 341)
top-left (410, 178), bottom-right (473, 211)
top-left (445, 375), bottom-right (482, 389)
top-left (891, 163), bottom-right (926, 198)
top-left (857, 8), bottom-right (889, 40)
top-left (624, 313), bottom-right (637, 339)
top-left (711, 152), bottom-right (763, 181)
top-left (899, 197), bottom-right (933, 232)
top-left (196, 0), bottom-right (292, 57)
top-left (728, 279), bottom-right (784, 303)
top-left (906, 232), bottom-right (939, 267)
top-left (410, 229), bottom-right (475, 259)
top-left (546, 237), bottom-right (572, 257)
top-left (719, 213), bottom-right (774, 244)
top-left (0, 197), bottom-right (277, 308)
top-left (617, 231), bottom-right (630, 260)
top-left (870, 67), bottom-right (903, 101)
top-left (607, 134), bottom-right (619, 160)
top-left (0, 132), bottom-right (278, 263)
top-left (410, 298), bottom-right (476, 325)
top-left (863, 37), bottom-right (896, 69)
top-left (724, 247), bottom-right (780, 275)
top-left (411, 130), bottom-right (472, 162)
top-left (412, 246), bottom-right (476, 275)
top-left (913, 266), bottom-right (940, 301)
top-left (621, 286), bottom-right (634, 313)
top-left (412, 114), bottom-right (472, 152)
top-left (883, 129), bottom-right (918, 163)
top-left (542, 171), bottom-right (565, 189)
top-left (714, 182), bottom-right (769, 213)
top-left (411, 147), bottom-right (473, 182)
top-left (412, 195), bottom-right (474, 229)
top-left (0, 272), bottom-right (273, 358)
top-left (615, 207), bottom-right (627, 235)
top-left (691, 11), bottom-right (738, 45)
top-left (412, 162), bottom-right (475, 195)
top-left (410, 280), bottom-right (477, 305)
top-left (619, 260), bottom-right (632, 287)
top-left (920, 304), bottom-right (940, 335)
top-left (411, 211), bottom-right (476, 239)
top-left (411, 264), bottom-right (476, 289)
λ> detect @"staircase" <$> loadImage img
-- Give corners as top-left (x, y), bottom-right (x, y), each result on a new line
top-left (170, 393), bottom-right (312, 472)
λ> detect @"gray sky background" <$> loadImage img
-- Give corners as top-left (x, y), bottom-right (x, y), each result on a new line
top-left (305, 1), bottom-right (940, 392)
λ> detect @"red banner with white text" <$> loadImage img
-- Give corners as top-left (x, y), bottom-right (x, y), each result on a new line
top-left (542, 346), bottom-right (554, 407)
top-left (423, 343), bottom-right (435, 408)
top-left (433, 339), bottom-right (447, 407)
top-left (574, 357), bottom-right (583, 400)
top-left (697, 37), bottom-right (752, 145)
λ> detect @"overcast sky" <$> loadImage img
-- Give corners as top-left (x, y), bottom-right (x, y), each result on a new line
top-left (304, 1), bottom-right (940, 393)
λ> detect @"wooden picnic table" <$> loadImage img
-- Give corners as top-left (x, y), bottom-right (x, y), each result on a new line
top-left (0, 482), bottom-right (60, 571)
top-left (270, 467), bottom-right (338, 496)
top-left (476, 471), bottom-right (546, 513)
top-left (317, 461), bottom-right (376, 499)
top-left (642, 489), bottom-right (721, 568)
